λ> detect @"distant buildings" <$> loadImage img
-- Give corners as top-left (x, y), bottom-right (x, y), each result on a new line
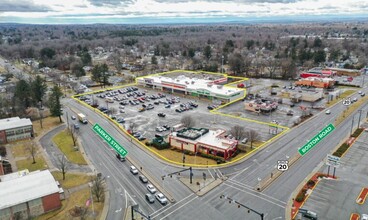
top-left (0, 117), bottom-right (33, 144)
top-left (0, 170), bottom-right (62, 219)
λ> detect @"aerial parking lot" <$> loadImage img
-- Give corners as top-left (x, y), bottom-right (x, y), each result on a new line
top-left (78, 85), bottom-right (278, 143)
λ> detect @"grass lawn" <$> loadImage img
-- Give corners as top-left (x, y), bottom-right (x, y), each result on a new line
top-left (51, 171), bottom-right (91, 189)
top-left (326, 89), bottom-right (355, 107)
top-left (52, 129), bottom-right (87, 165)
top-left (335, 95), bottom-right (368, 126)
top-left (16, 156), bottom-right (48, 172)
top-left (10, 142), bottom-right (29, 157)
top-left (33, 116), bottom-right (62, 137)
top-left (37, 188), bottom-right (104, 220)
top-left (149, 147), bottom-right (218, 166)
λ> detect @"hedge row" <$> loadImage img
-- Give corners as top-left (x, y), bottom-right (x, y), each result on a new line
top-left (295, 188), bottom-right (307, 202)
top-left (332, 143), bottom-right (349, 157)
top-left (351, 128), bottom-right (364, 138)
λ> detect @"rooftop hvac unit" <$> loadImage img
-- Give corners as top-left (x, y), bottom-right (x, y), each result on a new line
top-left (191, 81), bottom-right (195, 84)
top-left (185, 81), bottom-right (189, 84)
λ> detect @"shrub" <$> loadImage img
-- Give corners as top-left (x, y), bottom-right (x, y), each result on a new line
top-left (307, 180), bottom-right (315, 187)
top-left (332, 143), bottom-right (349, 157)
top-left (151, 141), bottom-right (170, 150)
top-left (351, 128), bottom-right (363, 138)
top-left (145, 142), bottom-right (151, 146)
top-left (295, 190), bottom-right (306, 202)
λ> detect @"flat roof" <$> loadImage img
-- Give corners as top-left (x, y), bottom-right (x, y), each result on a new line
top-left (172, 129), bottom-right (237, 151)
top-left (139, 75), bottom-right (243, 96)
top-left (0, 170), bottom-right (60, 210)
top-left (0, 117), bottom-right (32, 131)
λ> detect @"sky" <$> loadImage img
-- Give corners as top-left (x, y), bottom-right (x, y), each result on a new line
top-left (0, 0), bottom-right (367, 24)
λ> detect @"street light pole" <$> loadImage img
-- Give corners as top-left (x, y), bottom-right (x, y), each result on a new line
top-left (357, 109), bottom-right (363, 129)
top-left (351, 116), bottom-right (355, 136)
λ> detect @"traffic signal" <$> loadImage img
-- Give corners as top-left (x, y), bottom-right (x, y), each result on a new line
top-left (238, 204), bottom-right (240, 208)
top-left (248, 210), bottom-right (250, 213)
top-left (162, 176), bottom-right (164, 180)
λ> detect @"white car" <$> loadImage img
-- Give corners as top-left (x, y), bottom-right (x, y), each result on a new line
top-left (147, 184), bottom-right (157, 194)
top-left (130, 166), bottom-right (138, 175)
top-left (155, 193), bottom-right (168, 205)
top-left (325, 110), bottom-right (331, 115)
top-left (358, 91), bottom-right (362, 94)
top-left (362, 214), bottom-right (368, 220)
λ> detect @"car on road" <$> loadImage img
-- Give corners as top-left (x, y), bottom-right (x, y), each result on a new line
top-left (158, 113), bottom-right (166, 117)
top-left (74, 123), bottom-right (80, 130)
top-left (155, 193), bottom-right (168, 205)
top-left (358, 91), bottom-right (362, 94)
top-left (147, 184), bottom-right (156, 194)
top-left (325, 109), bottom-right (331, 115)
top-left (361, 92), bottom-right (365, 97)
top-left (139, 175), bottom-right (148, 183)
top-left (130, 166), bottom-right (138, 175)
top-left (116, 153), bottom-right (125, 162)
top-left (362, 214), bottom-right (368, 220)
top-left (71, 115), bottom-right (76, 120)
top-left (145, 194), bottom-right (155, 203)
top-left (352, 97), bottom-right (358, 102)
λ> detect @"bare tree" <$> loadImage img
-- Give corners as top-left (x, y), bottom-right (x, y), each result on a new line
top-left (129, 122), bottom-right (138, 134)
top-left (91, 175), bottom-right (105, 202)
top-left (247, 130), bottom-right (260, 149)
top-left (56, 155), bottom-right (69, 180)
top-left (266, 58), bottom-right (280, 79)
top-left (230, 125), bottom-right (247, 141)
top-left (26, 140), bottom-right (37, 164)
top-left (68, 126), bottom-right (78, 146)
top-left (180, 115), bottom-right (196, 128)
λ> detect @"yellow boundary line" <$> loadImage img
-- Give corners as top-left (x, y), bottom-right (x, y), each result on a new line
top-left (72, 70), bottom-right (290, 168)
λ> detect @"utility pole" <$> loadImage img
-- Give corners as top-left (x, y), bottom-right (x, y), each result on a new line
top-left (351, 115), bottom-right (355, 136)
top-left (357, 109), bottom-right (363, 129)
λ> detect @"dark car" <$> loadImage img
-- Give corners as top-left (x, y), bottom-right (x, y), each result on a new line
top-left (116, 153), bottom-right (126, 162)
top-left (175, 109), bottom-right (182, 113)
top-left (158, 113), bottom-right (166, 117)
top-left (145, 194), bottom-right (155, 203)
top-left (139, 175), bottom-right (148, 183)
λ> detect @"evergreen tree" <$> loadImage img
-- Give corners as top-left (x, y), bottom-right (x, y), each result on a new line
top-left (31, 75), bottom-right (47, 104)
top-left (49, 86), bottom-right (63, 122)
top-left (15, 79), bottom-right (31, 111)
top-left (204, 45), bottom-right (211, 60)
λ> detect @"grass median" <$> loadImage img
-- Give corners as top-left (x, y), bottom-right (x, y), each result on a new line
top-left (326, 89), bottom-right (355, 107)
top-left (52, 129), bottom-right (87, 165)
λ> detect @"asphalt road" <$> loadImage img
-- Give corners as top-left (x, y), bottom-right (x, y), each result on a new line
top-left (64, 84), bottom-right (368, 220)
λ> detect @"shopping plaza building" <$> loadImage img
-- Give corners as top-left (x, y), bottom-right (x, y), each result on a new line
top-left (137, 74), bottom-right (245, 103)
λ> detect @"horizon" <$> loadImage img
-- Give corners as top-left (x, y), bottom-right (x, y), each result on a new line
top-left (0, 0), bottom-right (368, 25)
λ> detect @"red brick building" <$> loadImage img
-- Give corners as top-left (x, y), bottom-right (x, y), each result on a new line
top-left (0, 117), bottom-right (33, 144)
top-left (0, 170), bottom-right (62, 219)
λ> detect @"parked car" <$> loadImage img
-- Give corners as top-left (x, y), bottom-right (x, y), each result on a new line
top-left (155, 193), bottom-right (168, 205)
top-left (362, 214), bottom-right (368, 220)
top-left (130, 166), bottom-right (138, 175)
top-left (138, 136), bottom-right (146, 141)
top-left (158, 113), bottom-right (166, 117)
top-left (139, 175), bottom-right (148, 183)
top-left (145, 194), bottom-right (155, 203)
top-left (165, 104), bottom-right (171, 108)
top-left (71, 115), bottom-right (76, 120)
top-left (147, 184), bottom-right (157, 194)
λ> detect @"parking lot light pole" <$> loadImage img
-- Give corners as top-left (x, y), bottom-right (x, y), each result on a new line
top-left (357, 109), bottom-right (363, 129)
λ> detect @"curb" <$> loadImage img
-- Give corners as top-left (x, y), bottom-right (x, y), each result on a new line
top-left (100, 187), bottom-right (110, 220)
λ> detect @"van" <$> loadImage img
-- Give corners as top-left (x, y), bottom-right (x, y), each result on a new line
top-left (241, 138), bottom-right (248, 144)
top-left (304, 210), bottom-right (317, 220)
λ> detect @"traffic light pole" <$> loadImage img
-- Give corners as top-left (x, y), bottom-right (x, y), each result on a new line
top-left (162, 167), bottom-right (193, 184)
top-left (220, 195), bottom-right (264, 220)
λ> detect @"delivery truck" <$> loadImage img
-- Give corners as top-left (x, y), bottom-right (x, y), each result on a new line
top-left (77, 113), bottom-right (88, 124)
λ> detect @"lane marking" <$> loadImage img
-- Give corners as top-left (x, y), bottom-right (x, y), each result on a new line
top-left (159, 196), bottom-right (199, 220)
top-left (223, 183), bottom-right (285, 209)
top-left (150, 193), bottom-right (197, 218)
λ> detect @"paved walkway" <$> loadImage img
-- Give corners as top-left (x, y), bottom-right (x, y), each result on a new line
top-left (39, 124), bottom-right (92, 174)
